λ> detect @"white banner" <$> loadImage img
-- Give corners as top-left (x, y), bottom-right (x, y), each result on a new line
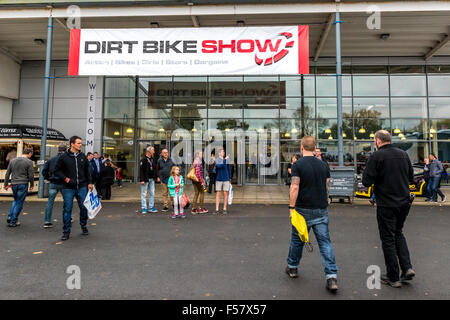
top-left (68, 26), bottom-right (309, 76)
top-left (85, 76), bottom-right (96, 154)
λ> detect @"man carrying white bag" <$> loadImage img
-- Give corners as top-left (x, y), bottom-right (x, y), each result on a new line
top-left (84, 186), bottom-right (102, 219)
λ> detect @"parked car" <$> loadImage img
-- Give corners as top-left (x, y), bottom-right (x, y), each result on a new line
top-left (355, 165), bottom-right (427, 198)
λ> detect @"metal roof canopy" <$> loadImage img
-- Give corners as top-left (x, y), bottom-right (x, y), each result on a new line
top-left (0, 1), bottom-right (449, 61)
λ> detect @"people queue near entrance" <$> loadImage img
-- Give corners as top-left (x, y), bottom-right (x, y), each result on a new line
top-left (3, 131), bottom-right (448, 292)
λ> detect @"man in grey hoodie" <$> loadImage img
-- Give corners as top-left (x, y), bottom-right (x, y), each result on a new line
top-left (3, 148), bottom-right (35, 227)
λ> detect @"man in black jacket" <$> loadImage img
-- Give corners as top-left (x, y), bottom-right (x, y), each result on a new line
top-left (139, 146), bottom-right (158, 214)
top-left (42, 143), bottom-right (67, 228)
top-left (157, 148), bottom-right (174, 212)
top-left (362, 130), bottom-right (415, 288)
top-left (54, 136), bottom-right (93, 241)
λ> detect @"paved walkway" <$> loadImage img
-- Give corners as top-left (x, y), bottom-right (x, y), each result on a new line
top-left (1, 203), bottom-right (449, 299)
top-left (13, 184), bottom-right (450, 206)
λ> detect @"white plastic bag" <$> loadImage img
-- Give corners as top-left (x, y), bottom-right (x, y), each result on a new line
top-left (84, 186), bottom-right (102, 219)
top-left (228, 184), bottom-right (233, 205)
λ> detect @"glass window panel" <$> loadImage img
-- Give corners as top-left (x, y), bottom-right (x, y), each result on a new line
top-left (138, 97), bottom-right (171, 119)
top-left (172, 97), bottom-right (207, 119)
top-left (352, 65), bottom-right (388, 74)
top-left (172, 118), bottom-right (206, 137)
top-left (280, 119), bottom-right (315, 139)
top-left (353, 98), bottom-right (389, 118)
top-left (391, 119), bottom-right (427, 140)
top-left (315, 140), bottom-right (354, 164)
top-left (208, 119), bottom-right (246, 132)
top-left (173, 76), bottom-right (207, 96)
top-left (244, 119), bottom-right (279, 134)
top-left (242, 77), bottom-right (280, 97)
top-left (101, 138), bottom-right (135, 178)
top-left (280, 140), bottom-right (302, 163)
top-left (355, 141), bottom-right (375, 173)
top-left (391, 141), bottom-right (429, 165)
top-left (104, 98), bottom-right (135, 119)
top-left (243, 97), bottom-right (279, 118)
top-left (354, 118), bottom-right (390, 140)
top-left (280, 97), bottom-right (315, 119)
top-left (209, 76), bottom-right (243, 97)
top-left (317, 118), bottom-right (353, 140)
top-left (316, 76), bottom-right (335, 96)
top-left (429, 98), bottom-right (450, 118)
top-left (389, 65), bottom-right (425, 74)
top-left (390, 75), bottom-right (426, 96)
top-left (316, 76), bottom-right (351, 96)
top-left (391, 98), bottom-right (427, 118)
top-left (209, 97), bottom-right (243, 118)
top-left (316, 65), bottom-right (351, 74)
top-left (430, 119), bottom-right (450, 140)
top-left (353, 75), bottom-right (389, 96)
top-left (280, 75), bottom-right (315, 97)
top-left (317, 98), bottom-right (352, 118)
top-left (103, 119), bottom-right (135, 140)
top-left (428, 75), bottom-right (450, 96)
top-left (105, 77), bottom-right (135, 98)
top-left (138, 119), bottom-right (173, 140)
top-left (138, 77), bottom-right (172, 98)
top-left (427, 65), bottom-right (450, 73)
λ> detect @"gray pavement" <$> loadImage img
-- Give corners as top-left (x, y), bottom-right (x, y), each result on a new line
top-left (0, 200), bottom-right (449, 300)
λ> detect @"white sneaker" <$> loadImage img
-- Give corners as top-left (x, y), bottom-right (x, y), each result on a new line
top-left (442, 196), bottom-right (447, 203)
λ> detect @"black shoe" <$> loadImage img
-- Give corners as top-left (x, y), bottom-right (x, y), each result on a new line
top-left (43, 222), bottom-right (53, 229)
top-left (61, 233), bottom-right (70, 241)
top-left (381, 274), bottom-right (402, 288)
top-left (326, 278), bottom-right (338, 293)
top-left (285, 266), bottom-right (298, 278)
top-left (162, 207), bottom-right (169, 212)
top-left (6, 218), bottom-right (11, 224)
top-left (8, 222), bottom-right (19, 228)
top-left (401, 269), bottom-right (415, 282)
top-left (82, 226), bottom-right (89, 235)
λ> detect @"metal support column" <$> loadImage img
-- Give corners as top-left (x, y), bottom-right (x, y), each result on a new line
top-left (335, 11), bottom-right (344, 166)
top-left (38, 15), bottom-right (53, 198)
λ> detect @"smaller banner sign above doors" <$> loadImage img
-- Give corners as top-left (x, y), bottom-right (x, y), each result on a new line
top-left (68, 26), bottom-right (309, 76)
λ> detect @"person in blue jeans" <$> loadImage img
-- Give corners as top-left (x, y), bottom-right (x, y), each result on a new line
top-left (139, 145), bottom-right (158, 214)
top-left (54, 136), bottom-right (93, 241)
top-left (287, 136), bottom-right (338, 292)
top-left (425, 153), bottom-right (446, 203)
top-left (42, 143), bottom-right (67, 228)
top-left (3, 148), bottom-right (35, 227)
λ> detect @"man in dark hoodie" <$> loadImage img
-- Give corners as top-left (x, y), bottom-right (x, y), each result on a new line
top-left (54, 136), bottom-right (93, 241)
top-left (42, 143), bottom-right (67, 228)
top-left (99, 159), bottom-right (115, 200)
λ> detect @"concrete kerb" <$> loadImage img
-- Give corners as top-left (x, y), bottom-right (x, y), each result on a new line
top-left (1, 185), bottom-right (449, 206)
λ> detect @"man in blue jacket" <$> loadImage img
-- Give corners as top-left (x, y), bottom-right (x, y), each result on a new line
top-left (42, 143), bottom-right (67, 228)
top-left (214, 148), bottom-right (232, 215)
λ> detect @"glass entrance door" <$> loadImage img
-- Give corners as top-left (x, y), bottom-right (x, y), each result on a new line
top-left (243, 139), bottom-right (280, 185)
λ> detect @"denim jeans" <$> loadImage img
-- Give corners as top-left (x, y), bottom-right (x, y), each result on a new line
top-left (287, 207), bottom-right (338, 280)
top-left (44, 183), bottom-right (63, 223)
top-left (61, 186), bottom-right (88, 234)
top-left (429, 176), bottom-right (444, 201)
top-left (140, 179), bottom-right (155, 210)
top-left (8, 184), bottom-right (29, 224)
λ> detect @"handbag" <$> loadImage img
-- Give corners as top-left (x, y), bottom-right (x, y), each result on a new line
top-left (181, 193), bottom-right (190, 209)
top-left (186, 166), bottom-right (199, 183)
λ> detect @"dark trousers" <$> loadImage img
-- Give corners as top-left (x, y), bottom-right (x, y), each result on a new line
top-left (101, 183), bottom-right (113, 200)
top-left (208, 174), bottom-right (216, 193)
top-left (376, 205), bottom-right (412, 281)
